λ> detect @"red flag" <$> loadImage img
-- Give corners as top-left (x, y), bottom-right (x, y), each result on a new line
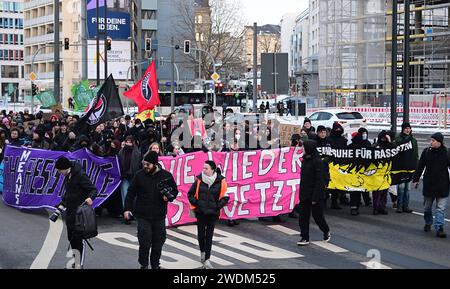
top-left (124, 60), bottom-right (160, 113)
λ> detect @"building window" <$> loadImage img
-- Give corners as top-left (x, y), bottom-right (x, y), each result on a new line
top-left (1, 65), bottom-right (19, 78)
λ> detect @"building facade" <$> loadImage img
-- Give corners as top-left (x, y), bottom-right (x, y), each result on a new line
top-left (0, 1), bottom-right (25, 103)
top-left (243, 24), bottom-right (281, 72)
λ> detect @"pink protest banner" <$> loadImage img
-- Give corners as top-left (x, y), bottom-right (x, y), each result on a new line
top-left (161, 147), bottom-right (303, 227)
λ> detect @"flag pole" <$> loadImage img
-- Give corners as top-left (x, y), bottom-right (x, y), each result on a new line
top-left (158, 105), bottom-right (165, 155)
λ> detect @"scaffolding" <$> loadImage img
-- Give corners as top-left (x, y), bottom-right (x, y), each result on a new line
top-left (319, 0), bottom-right (450, 108)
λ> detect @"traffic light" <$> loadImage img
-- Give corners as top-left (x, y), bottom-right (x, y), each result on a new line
top-left (184, 40), bottom-right (191, 54)
top-left (106, 38), bottom-right (112, 51)
top-left (31, 83), bottom-right (39, 96)
top-left (215, 82), bottom-right (224, 94)
top-left (145, 38), bottom-right (152, 52)
top-left (64, 38), bottom-right (70, 50)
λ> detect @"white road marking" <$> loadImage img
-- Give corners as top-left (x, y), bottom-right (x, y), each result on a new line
top-left (268, 225), bottom-right (349, 253)
top-left (30, 209), bottom-right (63, 269)
top-left (268, 225), bottom-right (299, 236)
top-left (310, 241), bottom-right (349, 253)
top-left (179, 225), bottom-right (303, 259)
top-left (165, 233), bottom-right (233, 266)
top-left (97, 232), bottom-right (203, 269)
top-left (168, 229), bottom-right (259, 263)
top-left (412, 211), bottom-right (450, 222)
top-left (361, 262), bottom-right (392, 269)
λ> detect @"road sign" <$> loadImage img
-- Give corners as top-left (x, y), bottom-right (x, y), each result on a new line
top-left (211, 72), bottom-right (220, 82)
top-left (30, 72), bottom-right (37, 82)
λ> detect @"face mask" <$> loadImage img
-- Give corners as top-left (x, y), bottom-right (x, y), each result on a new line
top-left (362, 133), bottom-right (368, 141)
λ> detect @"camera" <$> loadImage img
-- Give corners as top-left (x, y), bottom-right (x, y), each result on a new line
top-left (157, 180), bottom-right (176, 202)
top-left (49, 203), bottom-right (66, 222)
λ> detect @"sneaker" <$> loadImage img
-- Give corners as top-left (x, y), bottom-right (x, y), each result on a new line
top-left (392, 203), bottom-right (397, 209)
top-left (323, 232), bottom-right (331, 242)
top-left (200, 252), bottom-right (206, 263)
top-left (227, 220), bottom-right (234, 227)
top-left (396, 208), bottom-right (403, 214)
top-left (297, 239), bottom-right (310, 246)
top-left (402, 207), bottom-right (413, 213)
top-left (203, 260), bottom-right (213, 269)
top-left (233, 220), bottom-right (240, 225)
top-left (424, 224), bottom-right (431, 232)
top-left (373, 209), bottom-right (379, 215)
top-left (437, 226), bottom-right (447, 238)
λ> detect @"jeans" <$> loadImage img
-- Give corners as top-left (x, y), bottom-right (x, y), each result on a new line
top-left (424, 197), bottom-right (448, 230)
top-left (137, 218), bottom-right (166, 269)
top-left (121, 179), bottom-right (130, 209)
top-left (397, 181), bottom-right (410, 209)
top-left (298, 200), bottom-right (330, 241)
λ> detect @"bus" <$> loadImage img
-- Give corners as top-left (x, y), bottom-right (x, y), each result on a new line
top-left (158, 91), bottom-right (247, 116)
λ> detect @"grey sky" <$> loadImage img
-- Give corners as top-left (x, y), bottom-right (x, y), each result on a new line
top-left (241, 0), bottom-right (309, 25)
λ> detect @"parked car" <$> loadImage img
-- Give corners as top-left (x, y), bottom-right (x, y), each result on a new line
top-left (307, 109), bottom-right (367, 136)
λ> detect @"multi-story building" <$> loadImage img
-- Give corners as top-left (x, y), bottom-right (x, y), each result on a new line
top-left (280, 13), bottom-right (297, 75)
top-left (319, 0), bottom-right (450, 108)
top-left (23, 0), bottom-right (82, 107)
top-left (243, 24), bottom-right (281, 71)
top-left (289, 2), bottom-right (319, 100)
top-left (0, 1), bottom-right (25, 103)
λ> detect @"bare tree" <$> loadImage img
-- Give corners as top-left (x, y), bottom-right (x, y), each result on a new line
top-left (259, 35), bottom-right (281, 54)
top-left (174, 0), bottom-right (246, 80)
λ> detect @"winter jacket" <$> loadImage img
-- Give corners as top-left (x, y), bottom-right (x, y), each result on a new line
top-left (395, 132), bottom-right (419, 162)
top-left (188, 173), bottom-right (229, 216)
top-left (32, 139), bottom-right (51, 150)
top-left (118, 146), bottom-right (142, 179)
top-left (61, 162), bottom-right (97, 226)
top-left (413, 145), bottom-right (450, 198)
top-left (300, 141), bottom-right (327, 203)
top-left (328, 124), bottom-right (347, 149)
top-left (124, 166), bottom-right (178, 221)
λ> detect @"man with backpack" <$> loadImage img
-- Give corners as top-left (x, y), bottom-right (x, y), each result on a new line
top-left (55, 156), bottom-right (98, 268)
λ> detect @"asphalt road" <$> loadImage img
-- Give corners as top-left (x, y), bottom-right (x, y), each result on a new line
top-left (1, 181), bottom-right (450, 270)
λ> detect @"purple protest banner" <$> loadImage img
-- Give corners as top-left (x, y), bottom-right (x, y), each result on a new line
top-left (2, 146), bottom-right (121, 210)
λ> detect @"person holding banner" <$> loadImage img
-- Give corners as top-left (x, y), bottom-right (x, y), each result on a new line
top-left (188, 160), bottom-right (230, 269)
top-left (297, 140), bottom-right (331, 246)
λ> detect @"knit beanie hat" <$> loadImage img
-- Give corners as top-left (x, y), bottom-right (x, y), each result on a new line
top-left (144, 151), bottom-right (159, 164)
top-left (431, 132), bottom-right (444, 144)
top-left (55, 157), bottom-right (71, 170)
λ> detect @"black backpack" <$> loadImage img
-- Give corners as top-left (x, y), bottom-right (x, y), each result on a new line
top-left (75, 204), bottom-right (98, 239)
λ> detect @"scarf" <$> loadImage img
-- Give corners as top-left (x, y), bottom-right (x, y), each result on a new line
top-left (202, 172), bottom-right (217, 188)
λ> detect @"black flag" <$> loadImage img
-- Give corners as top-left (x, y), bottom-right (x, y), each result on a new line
top-left (76, 75), bottom-right (124, 134)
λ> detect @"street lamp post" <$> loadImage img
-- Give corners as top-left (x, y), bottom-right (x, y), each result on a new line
top-left (192, 48), bottom-right (217, 107)
top-left (30, 44), bottom-right (54, 114)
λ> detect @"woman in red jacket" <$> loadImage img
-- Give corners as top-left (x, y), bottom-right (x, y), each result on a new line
top-left (188, 160), bottom-right (229, 269)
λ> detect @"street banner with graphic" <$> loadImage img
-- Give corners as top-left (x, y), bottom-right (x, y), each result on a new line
top-left (317, 140), bottom-right (416, 192)
top-left (77, 75), bottom-right (124, 133)
top-left (162, 148), bottom-right (302, 226)
top-left (136, 109), bottom-right (155, 122)
top-left (71, 80), bottom-right (99, 112)
top-left (124, 60), bottom-right (160, 113)
top-left (2, 146), bottom-right (121, 210)
top-left (35, 91), bottom-right (57, 109)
